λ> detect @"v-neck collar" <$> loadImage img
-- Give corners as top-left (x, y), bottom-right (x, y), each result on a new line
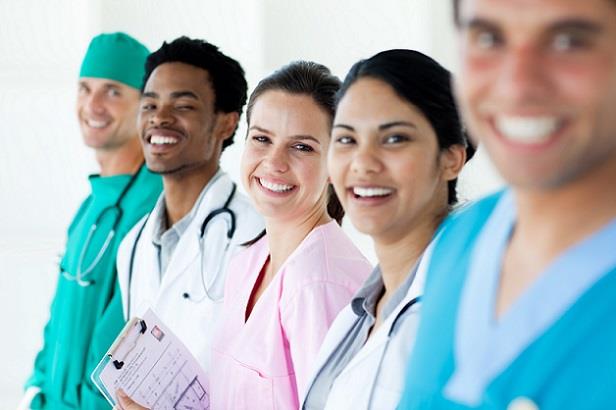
top-left (445, 190), bottom-right (616, 406)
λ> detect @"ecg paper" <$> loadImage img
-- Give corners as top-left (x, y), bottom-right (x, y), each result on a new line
top-left (91, 309), bottom-right (210, 409)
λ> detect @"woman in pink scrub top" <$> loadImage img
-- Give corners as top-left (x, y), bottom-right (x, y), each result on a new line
top-left (208, 61), bottom-right (372, 409)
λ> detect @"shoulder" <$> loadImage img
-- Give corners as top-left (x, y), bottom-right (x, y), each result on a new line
top-left (282, 223), bottom-right (372, 295)
top-left (422, 190), bottom-right (507, 294)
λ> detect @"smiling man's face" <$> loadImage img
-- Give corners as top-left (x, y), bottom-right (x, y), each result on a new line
top-left (138, 62), bottom-right (228, 177)
top-left (455, 0), bottom-right (616, 190)
top-left (77, 77), bottom-right (140, 152)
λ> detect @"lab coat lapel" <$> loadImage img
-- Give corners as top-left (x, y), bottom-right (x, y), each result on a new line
top-left (159, 174), bottom-right (232, 290)
top-left (334, 245), bottom-right (428, 377)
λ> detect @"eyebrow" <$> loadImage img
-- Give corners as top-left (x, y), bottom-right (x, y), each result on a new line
top-left (333, 121), bottom-right (418, 131)
top-left (547, 19), bottom-right (603, 35)
top-left (379, 121), bottom-right (417, 130)
top-left (248, 125), bottom-right (321, 144)
top-left (141, 90), bottom-right (200, 100)
top-left (462, 17), bottom-right (501, 33)
top-left (463, 17), bottom-right (603, 36)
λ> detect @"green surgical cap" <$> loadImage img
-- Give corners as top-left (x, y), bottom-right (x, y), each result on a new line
top-left (79, 32), bottom-right (149, 90)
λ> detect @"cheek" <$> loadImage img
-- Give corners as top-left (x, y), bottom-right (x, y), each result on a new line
top-left (550, 60), bottom-right (613, 109)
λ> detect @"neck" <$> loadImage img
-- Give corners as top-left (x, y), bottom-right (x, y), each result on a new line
top-left (374, 215), bottom-right (439, 296)
top-left (512, 159), bottom-right (616, 272)
top-left (264, 206), bottom-right (331, 279)
top-left (162, 164), bottom-right (219, 226)
top-left (95, 137), bottom-right (144, 176)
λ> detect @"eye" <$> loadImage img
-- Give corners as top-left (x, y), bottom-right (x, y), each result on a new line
top-left (551, 31), bottom-right (591, 52)
top-left (78, 84), bottom-right (89, 95)
top-left (383, 133), bottom-right (410, 144)
top-left (107, 88), bottom-right (121, 97)
top-left (292, 143), bottom-right (314, 152)
top-left (176, 105), bottom-right (195, 111)
top-left (469, 28), bottom-right (503, 51)
top-left (335, 135), bottom-right (356, 145)
top-left (252, 135), bottom-right (270, 144)
top-left (140, 102), bottom-right (156, 111)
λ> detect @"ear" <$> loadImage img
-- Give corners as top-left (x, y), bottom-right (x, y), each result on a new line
top-left (214, 112), bottom-right (240, 143)
top-left (439, 144), bottom-right (467, 181)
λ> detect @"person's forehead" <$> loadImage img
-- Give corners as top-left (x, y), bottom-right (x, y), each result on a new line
top-left (78, 76), bottom-right (131, 89)
top-left (144, 62), bottom-right (212, 95)
top-left (458, 0), bottom-right (616, 27)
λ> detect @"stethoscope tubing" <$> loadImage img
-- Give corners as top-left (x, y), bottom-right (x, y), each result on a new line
top-left (126, 182), bottom-right (237, 318)
top-left (62, 163), bottom-right (144, 287)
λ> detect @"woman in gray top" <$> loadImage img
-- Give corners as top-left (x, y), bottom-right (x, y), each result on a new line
top-left (302, 49), bottom-right (475, 410)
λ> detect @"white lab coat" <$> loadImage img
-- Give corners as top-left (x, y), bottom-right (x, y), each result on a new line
top-left (116, 172), bottom-right (263, 370)
top-left (302, 245), bottom-right (431, 410)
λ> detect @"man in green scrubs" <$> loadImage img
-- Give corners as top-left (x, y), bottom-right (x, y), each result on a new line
top-left (21, 32), bottom-right (162, 409)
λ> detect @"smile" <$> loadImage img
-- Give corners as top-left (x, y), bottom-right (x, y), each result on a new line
top-left (352, 186), bottom-right (394, 198)
top-left (85, 119), bottom-right (110, 129)
top-left (258, 177), bottom-right (295, 193)
top-left (494, 116), bottom-right (563, 144)
top-left (149, 135), bottom-right (179, 145)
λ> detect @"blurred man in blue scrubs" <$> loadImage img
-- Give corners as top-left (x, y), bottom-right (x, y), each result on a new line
top-left (399, 0), bottom-right (616, 409)
top-left (20, 33), bottom-right (162, 409)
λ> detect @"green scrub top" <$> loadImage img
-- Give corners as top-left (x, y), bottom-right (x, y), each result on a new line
top-left (26, 165), bottom-right (162, 409)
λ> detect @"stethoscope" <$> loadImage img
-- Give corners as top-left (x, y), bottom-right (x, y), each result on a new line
top-left (366, 295), bottom-right (421, 408)
top-left (61, 164), bottom-right (143, 287)
top-left (126, 181), bottom-right (237, 318)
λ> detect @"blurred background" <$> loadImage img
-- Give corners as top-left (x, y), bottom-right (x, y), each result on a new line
top-left (0, 0), bottom-right (503, 406)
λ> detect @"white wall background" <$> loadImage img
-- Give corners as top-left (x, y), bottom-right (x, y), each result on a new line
top-left (0, 0), bottom-right (503, 407)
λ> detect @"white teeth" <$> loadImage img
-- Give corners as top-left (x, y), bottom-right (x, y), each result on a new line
top-left (353, 186), bottom-right (394, 198)
top-left (495, 116), bottom-right (559, 143)
top-left (259, 178), bottom-right (294, 192)
top-left (150, 135), bottom-right (179, 145)
top-left (86, 119), bottom-right (109, 129)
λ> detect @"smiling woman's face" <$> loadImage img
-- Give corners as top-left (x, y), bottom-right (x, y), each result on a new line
top-left (241, 90), bottom-right (332, 223)
top-left (329, 77), bottom-right (460, 243)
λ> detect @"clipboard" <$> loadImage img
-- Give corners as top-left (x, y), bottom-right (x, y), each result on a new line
top-left (91, 317), bottom-right (149, 405)
top-left (91, 309), bottom-right (210, 409)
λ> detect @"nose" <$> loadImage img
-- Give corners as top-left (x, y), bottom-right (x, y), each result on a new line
top-left (263, 144), bottom-right (290, 173)
top-left (84, 89), bottom-right (106, 115)
top-left (146, 104), bottom-right (175, 128)
top-left (351, 143), bottom-right (382, 175)
top-left (495, 45), bottom-right (552, 105)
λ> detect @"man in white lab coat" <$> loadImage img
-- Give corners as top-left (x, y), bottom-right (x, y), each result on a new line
top-left (115, 37), bottom-right (263, 371)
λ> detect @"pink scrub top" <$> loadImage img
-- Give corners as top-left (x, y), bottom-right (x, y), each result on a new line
top-left (210, 221), bottom-right (372, 409)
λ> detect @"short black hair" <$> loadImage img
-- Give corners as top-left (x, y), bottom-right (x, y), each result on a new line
top-left (337, 49), bottom-right (475, 206)
top-left (143, 36), bottom-right (248, 150)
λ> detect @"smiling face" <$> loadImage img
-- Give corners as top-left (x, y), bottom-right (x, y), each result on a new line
top-left (329, 77), bottom-right (464, 242)
top-left (456, 0), bottom-right (616, 190)
top-left (77, 77), bottom-right (141, 151)
top-left (138, 62), bottom-right (237, 177)
top-left (241, 90), bottom-right (332, 223)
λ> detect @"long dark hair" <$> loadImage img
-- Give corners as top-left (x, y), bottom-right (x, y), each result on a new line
top-left (337, 49), bottom-right (475, 206)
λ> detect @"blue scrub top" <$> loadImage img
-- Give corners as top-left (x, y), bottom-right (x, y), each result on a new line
top-left (398, 191), bottom-right (616, 410)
